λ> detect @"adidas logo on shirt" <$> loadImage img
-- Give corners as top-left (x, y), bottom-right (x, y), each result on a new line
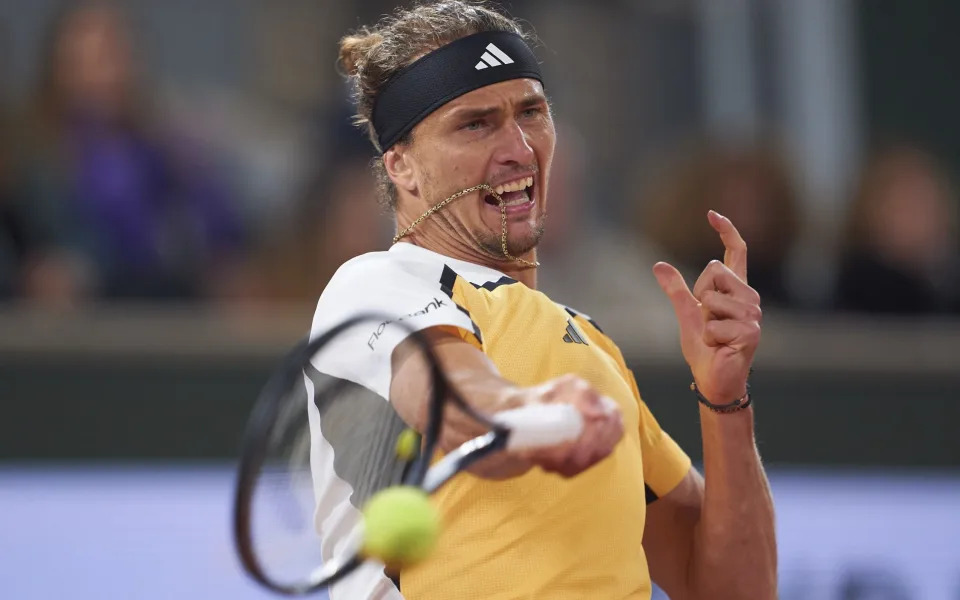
top-left (562, 320), bottom-right (588, 345)
top-left (475, 43), bottom-right (515, 70)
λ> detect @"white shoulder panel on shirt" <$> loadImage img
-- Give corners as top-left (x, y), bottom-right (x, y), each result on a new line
top-left (308, 244), bottom-right (501, 399)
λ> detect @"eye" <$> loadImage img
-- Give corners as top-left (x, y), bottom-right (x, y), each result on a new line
top-left (521, 107), bottom-right (542, 118)
top-left (461, 119), bottom-right (486, 131)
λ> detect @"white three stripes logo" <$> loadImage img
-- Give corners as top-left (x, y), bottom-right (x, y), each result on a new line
top-left (475, 43), bottom-right (515, 70)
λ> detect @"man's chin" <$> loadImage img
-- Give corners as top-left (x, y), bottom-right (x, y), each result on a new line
top-left (478, 228), bottom-right (544, 259)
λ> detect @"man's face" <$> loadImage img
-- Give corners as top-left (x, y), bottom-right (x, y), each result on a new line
top-left (393, 78), bottom-right (556, 257)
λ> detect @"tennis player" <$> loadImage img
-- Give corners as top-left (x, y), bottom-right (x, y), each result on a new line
top-left (307, 2), bottom-right (776, 599)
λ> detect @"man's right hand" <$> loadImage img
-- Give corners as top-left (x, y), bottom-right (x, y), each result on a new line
top-left (391, 328), bottom-right (624, 480)
top-left (513, 374), bottom-right (624, 477)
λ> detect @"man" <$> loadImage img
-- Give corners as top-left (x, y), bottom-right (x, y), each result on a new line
top-left (308, 2), bottom-right (776, 599)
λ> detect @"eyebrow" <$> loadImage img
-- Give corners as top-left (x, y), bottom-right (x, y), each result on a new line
top-left (448, 93), bottom-right (549, 121)
top-left (517, 94), bottom-right (548, 110)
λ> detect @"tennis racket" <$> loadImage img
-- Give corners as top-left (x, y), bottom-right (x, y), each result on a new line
top-left (233, 313), bottom-right (584, 595)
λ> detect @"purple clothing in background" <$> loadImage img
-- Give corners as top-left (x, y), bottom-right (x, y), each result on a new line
top-left (24, 116), bottom-right (244, 298)
top-left (72, 121), bottom-right (171, 269)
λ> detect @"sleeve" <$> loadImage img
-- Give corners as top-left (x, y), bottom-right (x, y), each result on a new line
top-left (574, 314), bottom-right (692, 501)
top-left (629, 371), bottom-right (692, 501)
top-left (308, 255), bottom-right (480, 400)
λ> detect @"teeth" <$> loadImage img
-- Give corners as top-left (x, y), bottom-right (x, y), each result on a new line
top-left (493, 176), bottom-right (534, 196)
top-left (503, 190), bottom-right (530, 206)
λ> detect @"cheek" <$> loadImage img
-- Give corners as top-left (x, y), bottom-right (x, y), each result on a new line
top-left (535, 128), bottom-right (557, 168)
top-left (418, 153), bottom-right (477, 202)
top-left (534, 134), bottom-right (556, 182)
top-left (444, 150), bottom-right (488, 187)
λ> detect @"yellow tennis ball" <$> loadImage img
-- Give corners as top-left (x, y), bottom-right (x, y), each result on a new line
top-left (362, 486), bottom-right (439, 567)
top-left (395, 428), bottom-right (420, 461)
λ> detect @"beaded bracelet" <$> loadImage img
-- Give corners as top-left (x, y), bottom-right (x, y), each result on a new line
top-left (690, 381), bottom-right (752, 414)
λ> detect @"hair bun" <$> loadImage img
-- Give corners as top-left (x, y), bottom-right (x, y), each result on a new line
top-left (338, 30), bottom-right (384, 77)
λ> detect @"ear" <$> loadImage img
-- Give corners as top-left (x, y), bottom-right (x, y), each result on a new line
top-left (383, 145), bottom-right (418, 195)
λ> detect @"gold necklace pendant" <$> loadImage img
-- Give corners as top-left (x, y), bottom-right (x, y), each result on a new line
top-left (392, 183), bottom-right (539, 268)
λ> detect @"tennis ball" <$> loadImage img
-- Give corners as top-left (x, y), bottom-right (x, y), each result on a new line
top-left (362, 486), bottom-right (439, 567)
top-left (395, 428), bottom-right (420, 461)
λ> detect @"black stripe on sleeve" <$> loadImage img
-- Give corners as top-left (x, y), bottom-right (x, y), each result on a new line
top-left (645, 484), bottom-right (659, 504)
top-left (437, 264), bottom-right (483, 345)
top-left (471, 275), bottom-right (518, 291)
top-left (439, 265), bottom-right (458, 298)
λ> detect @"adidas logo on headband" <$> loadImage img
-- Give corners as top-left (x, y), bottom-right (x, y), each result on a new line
top-left (373, 31), bottom-right (544, 152)
top-left (475, 43), bottom-right (515, 70)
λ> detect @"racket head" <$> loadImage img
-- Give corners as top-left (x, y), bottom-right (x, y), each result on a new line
top-left (232, 313), bottom-right (498, 595)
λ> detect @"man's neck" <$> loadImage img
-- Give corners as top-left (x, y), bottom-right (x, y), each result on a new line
top-left (403, 238), bottom-right (538, 289)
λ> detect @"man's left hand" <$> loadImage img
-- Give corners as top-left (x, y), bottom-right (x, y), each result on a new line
top-left (653, 211), bottom-right (761, 404)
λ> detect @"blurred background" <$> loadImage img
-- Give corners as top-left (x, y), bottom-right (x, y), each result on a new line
top-left (0, 0), bottom-right (958, 598)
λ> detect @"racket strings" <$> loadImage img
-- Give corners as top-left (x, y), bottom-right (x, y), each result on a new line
top-left (312, 374), bottom-right (410, 509)
top-left (356, 397), bottom-right (401, 505)
top-left (235, 314), bottom-right (463, 594)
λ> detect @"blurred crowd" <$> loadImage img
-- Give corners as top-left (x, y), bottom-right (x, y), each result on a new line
top-left (0, 1), bottom-right (958, 316)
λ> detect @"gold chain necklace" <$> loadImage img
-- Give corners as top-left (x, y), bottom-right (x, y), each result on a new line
top-left (392, 183), bottom-right (539, 268)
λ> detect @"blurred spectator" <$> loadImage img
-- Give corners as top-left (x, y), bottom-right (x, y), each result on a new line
top-left (835, 145), bottom-right (960, 314)
top-left (0, 109), bottom-right (24, 299)
top-left (11, 0), bottom-right (244, 305)
top-left (0, 20), bottom-right (19, 299)
top-left (639, 140), bottom-right (802, 306)
top-left (238, 100), bottom-right (389, 304)
top-left (536, 123), bottom-right (671, 331)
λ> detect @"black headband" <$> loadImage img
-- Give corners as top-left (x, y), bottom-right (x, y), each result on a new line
top-left (371, 31), bottom-right (543, 153)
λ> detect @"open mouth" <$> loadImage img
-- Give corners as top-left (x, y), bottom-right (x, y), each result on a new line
top-left (484, 176), bottom-right (535, 208)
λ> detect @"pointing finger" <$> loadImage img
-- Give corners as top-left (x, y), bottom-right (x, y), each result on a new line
top-left (707, 210), bottom-right (748, 283)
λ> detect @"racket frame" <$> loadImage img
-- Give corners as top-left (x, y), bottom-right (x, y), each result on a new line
top-left (233, 313), bottom-right (577, 595)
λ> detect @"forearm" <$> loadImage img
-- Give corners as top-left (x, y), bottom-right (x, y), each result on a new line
top-left (390, 328), bottom-right (620, 480)
top-left (436, 358), bottom-right (535, 478)
top-left (390, 328), bottom-right (532, 478)
top-left (689, 405), bottom-right (777, 599)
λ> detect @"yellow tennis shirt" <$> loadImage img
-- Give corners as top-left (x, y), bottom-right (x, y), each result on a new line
top-left (310, 243), bottom-right (691, 600)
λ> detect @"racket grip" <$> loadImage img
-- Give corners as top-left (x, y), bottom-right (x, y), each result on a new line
top-left (494, 404), bottom-right (585, 450)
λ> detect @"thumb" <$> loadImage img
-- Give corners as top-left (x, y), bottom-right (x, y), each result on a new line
top-left (653, 262), bottom-right (701, 336)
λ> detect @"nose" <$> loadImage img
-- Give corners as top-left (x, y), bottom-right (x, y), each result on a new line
top-left (492, 118), bottom-right (535, 167)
